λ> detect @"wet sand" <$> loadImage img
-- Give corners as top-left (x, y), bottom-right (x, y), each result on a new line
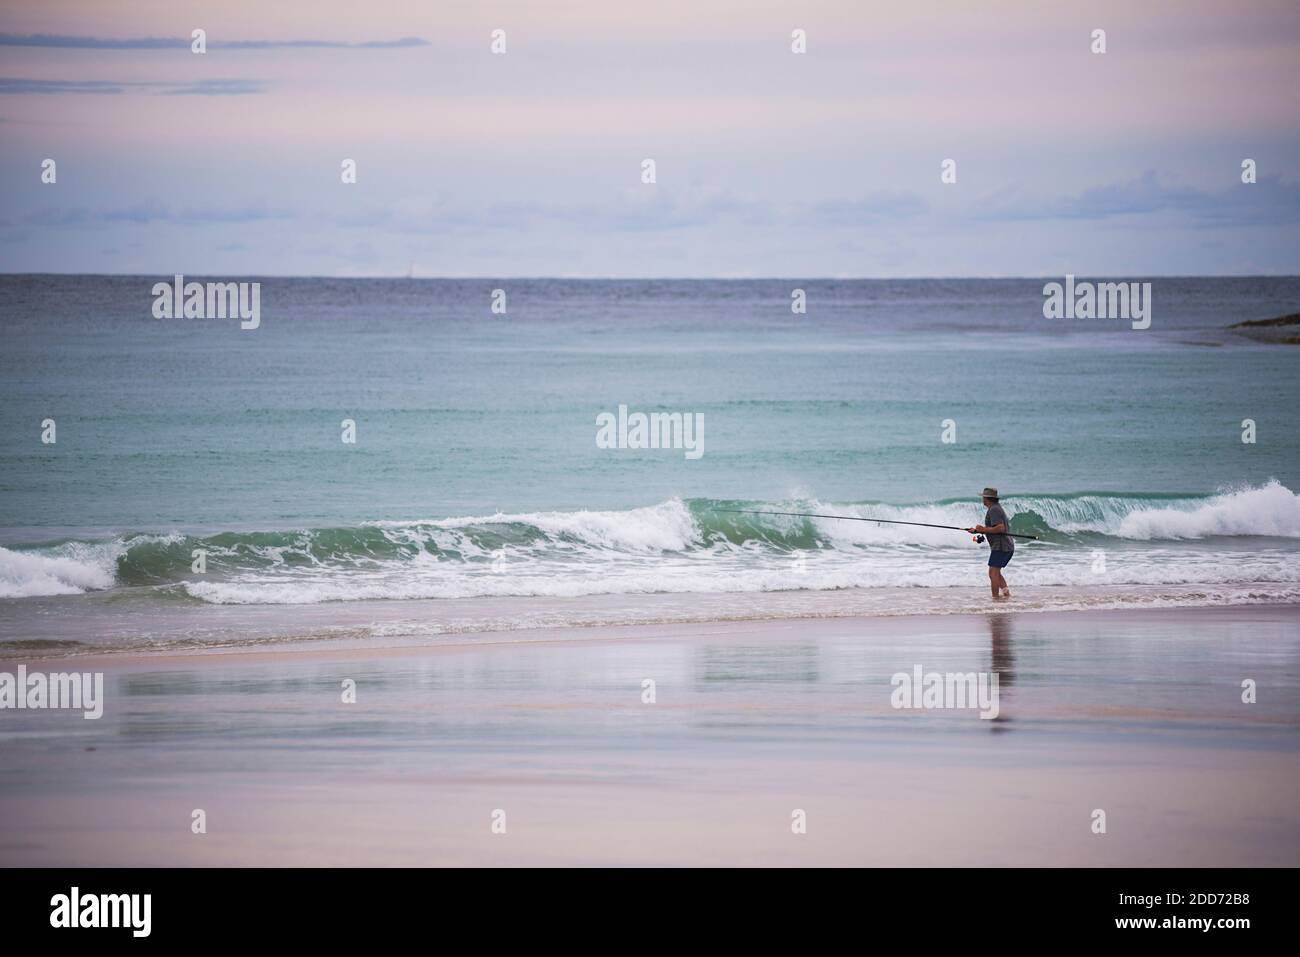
top-left (1, 604), bottom-right (1298, 866)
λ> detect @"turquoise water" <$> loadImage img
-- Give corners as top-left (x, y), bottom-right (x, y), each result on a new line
top-left (1, 276), bottom-right (1298, 646)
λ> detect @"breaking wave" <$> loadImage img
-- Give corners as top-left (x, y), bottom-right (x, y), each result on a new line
top-left (1, 482), bottom-right (1297, 603)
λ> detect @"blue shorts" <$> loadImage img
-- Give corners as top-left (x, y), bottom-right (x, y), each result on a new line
top-left (988, 549), bottom-right (1014, 568)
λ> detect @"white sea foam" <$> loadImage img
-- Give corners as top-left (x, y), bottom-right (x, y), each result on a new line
top-left (810, 482), bottom-right (1300, 540)
top-left (5, 485), bottom-right (1300, 606)
top-left (376, 498), bottom-right (702, 553)
top-left (0, 544), bottom-right (117, 597)
top-left (179, 540), bottom-right (1300, 605)
top-left (1114, 481), bottom-right (1300, 539)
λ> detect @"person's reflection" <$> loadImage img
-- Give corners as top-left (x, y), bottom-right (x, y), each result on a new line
top-left (988, 613), bottom-right (1015, 730)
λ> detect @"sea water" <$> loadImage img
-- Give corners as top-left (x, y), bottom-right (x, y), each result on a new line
top-left (1, 276), bottom-right (1297, 652)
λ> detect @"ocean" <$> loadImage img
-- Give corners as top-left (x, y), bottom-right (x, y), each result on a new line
top-left (2, 275), bottom-right (1298, 654)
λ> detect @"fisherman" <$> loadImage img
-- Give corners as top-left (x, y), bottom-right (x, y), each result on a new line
top-left (967, 486), bottom-right (1013, 599)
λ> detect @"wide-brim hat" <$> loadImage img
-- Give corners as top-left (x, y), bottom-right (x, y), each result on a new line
top-left (980, 486), bottom-right (999, 500)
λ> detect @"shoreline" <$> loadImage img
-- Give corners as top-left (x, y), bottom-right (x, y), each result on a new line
top-left (41, 599), bottom-right (1300, 668)
top-left (4, 584), bottom-right (1299, 664)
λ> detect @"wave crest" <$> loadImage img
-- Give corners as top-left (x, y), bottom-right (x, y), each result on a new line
top-left (1, 483), bottom-right (1296, 603)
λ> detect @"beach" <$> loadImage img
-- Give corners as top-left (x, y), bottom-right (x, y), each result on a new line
top-left (2, 276), bottom-right (1298, 869)
top-left (2, 0), bottom-right (1298, 918)
top-left (3, 602), bottom-right (1297, 867)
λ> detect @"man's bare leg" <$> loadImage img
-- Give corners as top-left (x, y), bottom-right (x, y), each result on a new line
top-left (996, 569), bottom-right (1011, 598)
top-left (988, 567), bottom-right (1001, 599)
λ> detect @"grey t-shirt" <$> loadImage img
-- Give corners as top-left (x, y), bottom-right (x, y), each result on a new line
top-left (985, 504), bottom-right (1013, 552)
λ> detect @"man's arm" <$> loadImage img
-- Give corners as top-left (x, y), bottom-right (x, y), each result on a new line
top-left (967, 522), bottom-right (1006, 534)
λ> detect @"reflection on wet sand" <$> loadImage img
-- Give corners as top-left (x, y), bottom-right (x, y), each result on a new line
top-left (988, 613), bottom-right (1015, 730)
top-left (1, 606), bottom-right (1296, 866)
top-left (693, 643), bottom-right (820, 685)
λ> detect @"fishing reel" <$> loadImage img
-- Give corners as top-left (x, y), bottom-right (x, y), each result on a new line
top-left (972, 534), bottom-right (985, 544)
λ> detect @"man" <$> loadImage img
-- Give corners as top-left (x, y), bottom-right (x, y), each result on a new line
top-left (967, 486), bottom-right (1013, 599)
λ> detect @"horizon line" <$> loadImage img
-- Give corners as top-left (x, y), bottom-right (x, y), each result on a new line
top-left (4, 271), bottom-right (1299, 281)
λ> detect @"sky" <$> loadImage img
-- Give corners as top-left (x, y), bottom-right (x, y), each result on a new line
top-left (1, 0), bottom-right (1298, 277)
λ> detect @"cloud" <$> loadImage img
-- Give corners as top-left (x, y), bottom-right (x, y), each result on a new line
top-left (161, 79), bottom-right (265, 96)
top-left (0, 77), bottom-right (265, 95)
top-left (974, 171), bottom-right (1300, 227)
top-left (317, 187), bottom-right (933, 238)
top-left (215, 38), bottom-right (428, 50)
top-left (808, 192), bottom-right (929, 226)
top-left (17, 189), bottom-right (925, 235)
top-left (0, 78), bottom-right (128, 94)
top-left (9, 175), bottom-right (1294, 264)
top-left (23, 202), bottom-right (297, 227)
top-left (0, 33), bottom-right (428, 50)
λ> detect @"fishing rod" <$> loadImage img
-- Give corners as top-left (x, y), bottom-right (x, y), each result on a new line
top-left (714, 508), bottom-right (1039, 540)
